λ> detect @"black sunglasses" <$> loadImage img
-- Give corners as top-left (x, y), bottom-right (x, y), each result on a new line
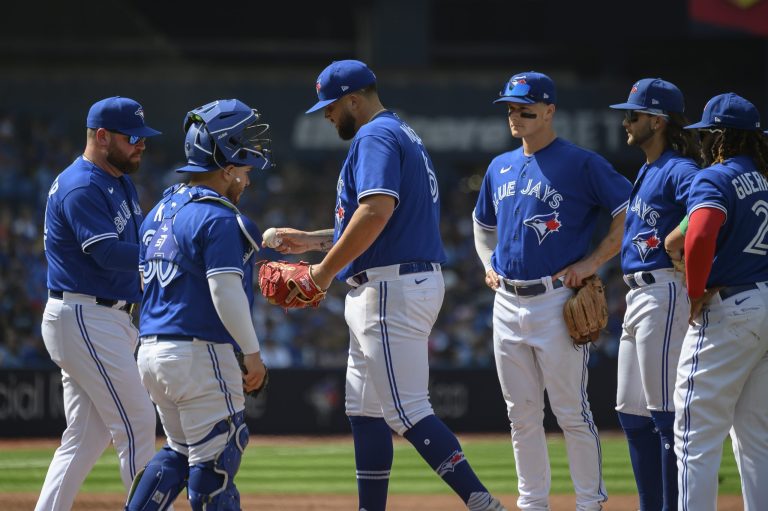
top-left (624, 111), bottom-right (642, 124)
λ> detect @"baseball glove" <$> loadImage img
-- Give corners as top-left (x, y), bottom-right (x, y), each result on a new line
top-left (563, 275), bottom-right (608, 345)
top-left (257, 260), bottom-right (326, 309)
top-left (236, 351), bottom-right (269, 399)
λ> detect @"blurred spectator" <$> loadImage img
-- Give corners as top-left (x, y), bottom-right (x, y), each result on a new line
top-left (1, 113), bottom-right (629, 370)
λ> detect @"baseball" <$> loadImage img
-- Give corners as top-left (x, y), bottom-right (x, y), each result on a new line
top-left (262, 227), bottom-right (282, 248)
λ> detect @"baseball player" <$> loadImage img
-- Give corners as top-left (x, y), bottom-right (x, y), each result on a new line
top-left (124, 99), bottom-right (269, 510)
top-left (608, 78), bottom-right (700, 510)
top-left (37, 96), bottom-right (161, 510)
top-left (473, 71), bottom-right (632, 511)
top-left (675, 93), bottom-right (768, 511)
top-left (267, 60), bottom-right (506, 511)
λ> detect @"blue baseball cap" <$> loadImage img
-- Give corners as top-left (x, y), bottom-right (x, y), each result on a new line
top-left (494, 71), bottom-right (557, 105)
top-left (685, 93), bottom-right (762, 131)
top-left (610, 78), bottom-right (685, 113)
top-left (305, 60), bottom-right (377, 114)
top-left (86, 96), bottom-right (161, 137)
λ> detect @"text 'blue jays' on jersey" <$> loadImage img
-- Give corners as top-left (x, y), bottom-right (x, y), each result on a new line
top-left (333, 111), bottom-right (446, 280)
top-left (687, 155), bottom-right (768, 287)
top-left (139, 184), bottom-right (257, 348)
top-left (621, 150), bottom-right (699, 273)
top-left (473, 138), bottom-right (632, 280)
top-left (44, 156), bottom-right (143, 302)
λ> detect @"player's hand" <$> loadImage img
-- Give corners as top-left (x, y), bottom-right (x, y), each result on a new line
top-left (688, 288), bottom-right (720, 326)
top-left (485, 269), bottom-right (500, 290)
top-left (262, 228), bottom-right (311, 254)
top-left (241, 352), bottom-right (267, 392)
top-left (554, 259), bottom-right (599, 288)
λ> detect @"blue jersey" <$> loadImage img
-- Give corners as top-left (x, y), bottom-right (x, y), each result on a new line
top-left (44, 156), bottom-right (143, 302)
top-left (621, 150), bottom-right (698, 273)
top-left (139, 184), bottom-right (257, 348)
top-left (474, 138), bottom-right (631, 280)
top-left (333, 111), bottom-right (446, 280)
top-left (687, 155), bottom-right (768, 287)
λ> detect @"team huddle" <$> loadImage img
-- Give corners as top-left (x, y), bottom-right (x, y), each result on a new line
top-left (35, 59), bottom-right (768, 511)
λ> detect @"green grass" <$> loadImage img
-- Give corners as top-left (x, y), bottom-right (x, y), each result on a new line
top-left (0, 435), bottom-right (742, 495)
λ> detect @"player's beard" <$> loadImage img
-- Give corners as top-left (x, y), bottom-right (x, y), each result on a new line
top-left (336, 110), bottom-right (357, 141)
top-left (106, 146), bottom-right (141, 174)
top-left (627, 123), bottom-right (654, 147)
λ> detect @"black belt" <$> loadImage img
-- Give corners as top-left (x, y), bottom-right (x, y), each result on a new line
top-left (502, 278), bottom-right (563, 297)
top-left (719, 283), bottom-right (758, 301)
top-left (48, 289), bottom-right (134, 313)
top-left (624, 272), bottom-right (656, 289)
top-left (351, 262), bottom-right (436, 286)
top-left (146, 334), bottom-right (195, 342)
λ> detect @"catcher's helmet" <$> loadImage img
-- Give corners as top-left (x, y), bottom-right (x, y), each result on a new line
top-left (177, 99), bottom-right (273, 173)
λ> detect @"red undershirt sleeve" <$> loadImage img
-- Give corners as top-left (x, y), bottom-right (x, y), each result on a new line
top-left (685, 207), bottom-right (726, 299)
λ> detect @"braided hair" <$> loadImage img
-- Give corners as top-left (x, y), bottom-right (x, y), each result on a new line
top-left (702, 129), bottom-right (768, 175)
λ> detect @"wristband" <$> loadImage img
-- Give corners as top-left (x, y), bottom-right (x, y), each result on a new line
top-left (679, 215), bottom-right (689, 236)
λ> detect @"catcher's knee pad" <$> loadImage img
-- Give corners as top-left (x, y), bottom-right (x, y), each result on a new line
top-left (188, 411), bottom-right (248, 511)
top-left (125, 445), bottom-right (189, 511)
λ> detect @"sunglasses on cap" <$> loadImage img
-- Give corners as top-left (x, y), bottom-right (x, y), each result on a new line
top-left (624, 109), bottom-right (670, 124)
top-left (106, 129), bottom-right (145, 145)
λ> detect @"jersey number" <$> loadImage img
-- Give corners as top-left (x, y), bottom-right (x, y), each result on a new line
top-left (744, 200), bottom-right (768, 255)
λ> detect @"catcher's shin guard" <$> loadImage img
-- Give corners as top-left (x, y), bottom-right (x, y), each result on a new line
top-left (188, 411), bottom-right (249, 511)
top-left (125, 445), bottom-right (189, 511)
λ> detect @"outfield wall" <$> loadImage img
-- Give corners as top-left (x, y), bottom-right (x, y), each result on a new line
top-left (0, 362), bottom-right (619, 437)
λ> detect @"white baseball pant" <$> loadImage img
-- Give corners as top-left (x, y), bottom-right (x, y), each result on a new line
top-left (137, 338), bottom-right (245, 464)
top-left (37, 294), bottom-right (156, 511)
top-left (344, 264), bottom-right (443, 435)
top-left (675, 282), bottom-right (768, 511)
top-left (617, 269), bottom-right (688, 416)
top-left (493, 277), bottom-right (606, 511)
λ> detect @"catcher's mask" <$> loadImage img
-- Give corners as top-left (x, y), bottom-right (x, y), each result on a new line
top-left (176, 99), bottom-right (273, 173)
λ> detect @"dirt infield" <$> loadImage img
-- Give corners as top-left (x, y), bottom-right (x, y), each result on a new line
top-left (5, 493), bottom-right (746, 510)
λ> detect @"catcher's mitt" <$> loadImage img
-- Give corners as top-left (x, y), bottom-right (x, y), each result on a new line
top-left (258, 260), bottom-right (326, 309)
top-left (563, 275), bottom-right (608, 345)
top-left (236, 351), bottom-right (269, 399)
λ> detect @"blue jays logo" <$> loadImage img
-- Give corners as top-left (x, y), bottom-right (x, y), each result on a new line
top-left (135, 108), bottom-right (145, 121)
top-left (524, 212), bottom-right (562, 244)
top-left (632, 228), bottom-right (662, 262)
top-left (437, 450), bottom-right (466, 477)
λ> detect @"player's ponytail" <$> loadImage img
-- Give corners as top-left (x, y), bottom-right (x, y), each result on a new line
top-left (666, 112), bottom-right (702, 165)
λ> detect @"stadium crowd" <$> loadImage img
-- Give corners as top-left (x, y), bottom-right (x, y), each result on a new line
top-left (0, 113), bottom-right (627, 370)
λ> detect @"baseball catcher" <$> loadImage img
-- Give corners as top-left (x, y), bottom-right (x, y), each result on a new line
top-left (258, 260), bottom-right (326, 308)
top-left (563, 275), bottom-right (608, 344)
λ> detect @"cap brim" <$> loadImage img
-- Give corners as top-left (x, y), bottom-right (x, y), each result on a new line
top-left (175, 162), bottom-right (220, 173)
top-left (122, 125), bottom-right (162, 137)
top-left (609, 102), bottom-right (643, 110)
top-left (683, 121), bottom-right (714, 130)
top-left (305, 98), bottom-right (338, 114)
top-left (493, 96), bottom-right (536, 105)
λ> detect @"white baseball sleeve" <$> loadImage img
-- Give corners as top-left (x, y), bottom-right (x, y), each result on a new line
top-left (207, 273), bottom-right (261, 354)
top-left (473, 221), bottom-right (498, 273)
